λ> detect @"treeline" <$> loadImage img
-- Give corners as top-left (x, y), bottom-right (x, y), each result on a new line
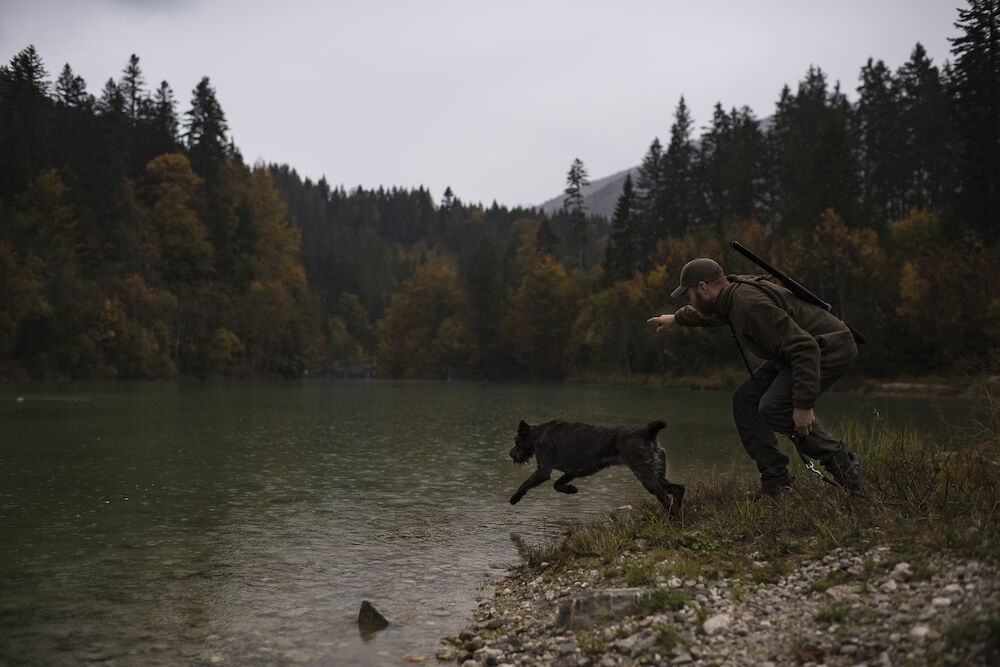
top-left (1, 1), bottom-right (997, 381)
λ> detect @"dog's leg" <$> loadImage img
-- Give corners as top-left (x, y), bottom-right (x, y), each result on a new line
top-left (553, 473), bottom-right (578, 494)
top-left (651, 445), bottom-right (684, 518)
top-left (663, 483), bottom-right (685, 518)
top-left (622, 446), bottom-right (677, 514)
top-left (510, 466), bottom-right (552, 504)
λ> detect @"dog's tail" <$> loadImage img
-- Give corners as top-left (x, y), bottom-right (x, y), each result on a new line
top-left (645, 420), bottom-right (667, 440)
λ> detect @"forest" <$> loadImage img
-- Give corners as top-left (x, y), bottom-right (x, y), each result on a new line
top-left (0, 1), bottom-right (997, 382)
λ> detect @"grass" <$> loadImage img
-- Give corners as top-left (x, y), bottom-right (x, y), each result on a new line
top-left (657, 624), bottom-right (690, 652)
top-left (808, 570), bottom-right (854, 593)
top-left (815, 601), bottom-right (855, 624)
top-left (638, 588), bottom-right (690, 615)
top-left (515, 373), bottom-right (1000, 582)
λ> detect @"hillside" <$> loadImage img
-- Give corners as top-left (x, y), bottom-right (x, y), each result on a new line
top-left (537, 166), bottom-right (637, 219)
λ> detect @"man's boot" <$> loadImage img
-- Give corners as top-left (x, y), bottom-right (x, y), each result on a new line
top-left (760, 472), bottom-right (795, 497)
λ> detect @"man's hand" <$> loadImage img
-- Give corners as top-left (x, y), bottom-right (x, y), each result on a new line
top-left (793, 407), bottom-right (816, 438)
top-left (647, 314), bottom-right (676, 333)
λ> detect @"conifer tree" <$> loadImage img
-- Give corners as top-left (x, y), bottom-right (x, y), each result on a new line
top-left (659, 96), bottom-right (697, 237)
top-left (120, 54), bottom-right (145, 124)
top-left (699, 104), bottom-right (767, 235)
top-left (184, 76), bottom-right (229, 181)
top-left (55, 63), bottom-right (89, 109)
top-left (633, 137), bottom-right (663, 264)
top-left (0, 45), bottom-right (53, 198)
top-left (604, 172), bottom-right (639, 282)
top-left (895, 43), bottom-right (952, 212)
top-left (855, 58), bottom-right (904, 227)
top-left (949, 0), bottom-right (999, 242)
top-left (96, 78), bottom-right (125, 116)
top-left (769, 67), bottom-right (859, 231)
top-left (149, 81), bottom-right (180, 155)
top-left (563, 157), bottom-right (590, 268)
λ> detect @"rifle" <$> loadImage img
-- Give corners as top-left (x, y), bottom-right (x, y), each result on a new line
top-left (728, 240), bottom-right (866, 345)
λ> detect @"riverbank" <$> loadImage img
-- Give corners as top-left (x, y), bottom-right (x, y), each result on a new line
top-left (440, 393), bottom-right (1000, 665)
top-left (567, 369), bottom-right (1000, 399)
top-left (444, 542), bottom-right (998, 666)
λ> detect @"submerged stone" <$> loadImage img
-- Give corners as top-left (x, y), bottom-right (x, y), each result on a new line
top-left (358, 600), bottom-right (389, 636)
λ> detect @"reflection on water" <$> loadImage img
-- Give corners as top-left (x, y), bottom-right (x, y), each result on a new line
top-left (0, 381), bottom-right (971, 665)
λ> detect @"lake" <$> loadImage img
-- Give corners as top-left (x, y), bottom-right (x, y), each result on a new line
top-left (0, 380), bottom-right (972, 665)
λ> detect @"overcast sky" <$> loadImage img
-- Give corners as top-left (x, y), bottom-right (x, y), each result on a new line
top-left (3, 0), bottom-right (962, 208)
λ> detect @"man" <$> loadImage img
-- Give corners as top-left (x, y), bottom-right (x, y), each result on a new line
top-left (647, 257), bottom-right (864, 496)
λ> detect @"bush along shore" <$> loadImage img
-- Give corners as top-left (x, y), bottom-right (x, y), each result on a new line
top-left (440, 393), bottom-right (1000, 666)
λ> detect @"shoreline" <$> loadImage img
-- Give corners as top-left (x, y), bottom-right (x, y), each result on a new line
top-left (441, 543), bottom-right (998, 666)
top-left (436, 399), bottom-right (1000, 666)
top-left (2, 373), bottom-right (996, 399)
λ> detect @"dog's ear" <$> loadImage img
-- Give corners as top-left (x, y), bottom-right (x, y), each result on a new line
top-left (518, 420), bottom-right (530, 435)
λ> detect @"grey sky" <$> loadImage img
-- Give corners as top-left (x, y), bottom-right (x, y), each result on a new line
top-left (3, 0), bottom-right (960, 208)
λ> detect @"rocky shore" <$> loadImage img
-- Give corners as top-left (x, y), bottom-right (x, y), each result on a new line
top-left (440, 545), bottom-right (999, 666)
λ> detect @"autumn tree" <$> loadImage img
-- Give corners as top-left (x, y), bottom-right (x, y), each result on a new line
top-left (375, 264), bottom-right (476, 378)
top-left (500, 256), bottom-right (579, 379)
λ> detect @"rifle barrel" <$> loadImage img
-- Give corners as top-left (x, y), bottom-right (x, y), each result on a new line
top-left (727, 240), bottom-right (833, 312)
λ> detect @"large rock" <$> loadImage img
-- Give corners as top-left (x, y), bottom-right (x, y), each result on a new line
top-left (556, 588), bottom-right (651, 629)
top-left (357, 600), bottom-right (389, 636)
top-left (702, 613), bottom-right (731, 635)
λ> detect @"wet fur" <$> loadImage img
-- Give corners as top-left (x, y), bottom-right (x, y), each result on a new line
top-left (508, 420), bottom-right (684, 517)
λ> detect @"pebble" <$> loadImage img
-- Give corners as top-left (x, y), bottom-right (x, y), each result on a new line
top-left (446, 546), bottom-right (999, 666)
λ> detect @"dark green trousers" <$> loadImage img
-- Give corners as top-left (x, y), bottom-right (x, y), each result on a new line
top-left (732, 360), bottom-right (852, 490)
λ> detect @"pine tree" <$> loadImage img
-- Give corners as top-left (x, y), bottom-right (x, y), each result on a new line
top-left (659, 96), bottom-right (697, 237)
top-left (855, 57), bottom-right (904, 227)
top-left (120, 54), bottom-right (145, 125)
top-left (769, 67), bottom-right (860, 231)
top-left (949, 0), bottom-right (1000, 243)
top-left (896, 43), bottom-right (953, 213)
top-left (0, 45), bottom-right (53, 198)
top-left (563, 157), bottom-right (590, 268)
top-left (96, 77), bottom-right (124, 116)
top-left (184, 76), bottom-right (229, 181)
top-left (699, 104), bottom-right (767, 236)
top-left (55, 63), bottom-right (90, 109)
top-left (633, 137), bottom-right (663, 264)
top-left (603, 172), bottom-right (639, 282)
top-left (150, 80), bottom-right (180, 155)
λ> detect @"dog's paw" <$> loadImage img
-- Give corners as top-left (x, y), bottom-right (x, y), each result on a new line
top-left (556, 484), bottom-right (578, 494)
top-left (509, 495), bottom-right (521, 505)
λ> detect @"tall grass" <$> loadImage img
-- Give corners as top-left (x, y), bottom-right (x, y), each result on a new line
top-left (517, 378), bottom-right (1000, 578)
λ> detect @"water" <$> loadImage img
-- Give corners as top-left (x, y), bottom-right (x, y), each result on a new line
top-left (0, 380), bottom-right (972, 665)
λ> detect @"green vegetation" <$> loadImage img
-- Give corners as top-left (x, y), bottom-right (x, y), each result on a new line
top-left (1, 2), bottom-right (998, 380)
top-left (815, 601), bottom-right (855, 624)
top-left (515, 383), bottom-right (999, 582)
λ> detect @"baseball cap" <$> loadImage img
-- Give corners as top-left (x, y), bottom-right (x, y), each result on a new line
top-left (670, 258), bottom-right (724, 298)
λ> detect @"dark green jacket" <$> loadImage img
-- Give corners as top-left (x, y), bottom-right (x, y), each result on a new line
top-left (674, 275), bottom-right (858, 409)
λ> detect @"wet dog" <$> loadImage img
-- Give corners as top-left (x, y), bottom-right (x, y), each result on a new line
top-left (508, 420), bottom-right (684, 517)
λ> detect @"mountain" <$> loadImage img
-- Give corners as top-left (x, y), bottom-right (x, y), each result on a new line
top-left (537, 165), bottom-right (638, 219)
top-left (537, 117), bottom-right (774, 219)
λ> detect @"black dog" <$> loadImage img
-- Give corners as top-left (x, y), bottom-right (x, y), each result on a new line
top-left (508, 420), bottom-right (684, 517)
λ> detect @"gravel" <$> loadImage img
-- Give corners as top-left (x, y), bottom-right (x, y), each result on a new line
top-left (439, 545), bottom-right (999, 666)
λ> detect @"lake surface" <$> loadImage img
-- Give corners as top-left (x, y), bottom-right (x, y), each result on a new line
top-left (0, 380), bottom-right (973, 665)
